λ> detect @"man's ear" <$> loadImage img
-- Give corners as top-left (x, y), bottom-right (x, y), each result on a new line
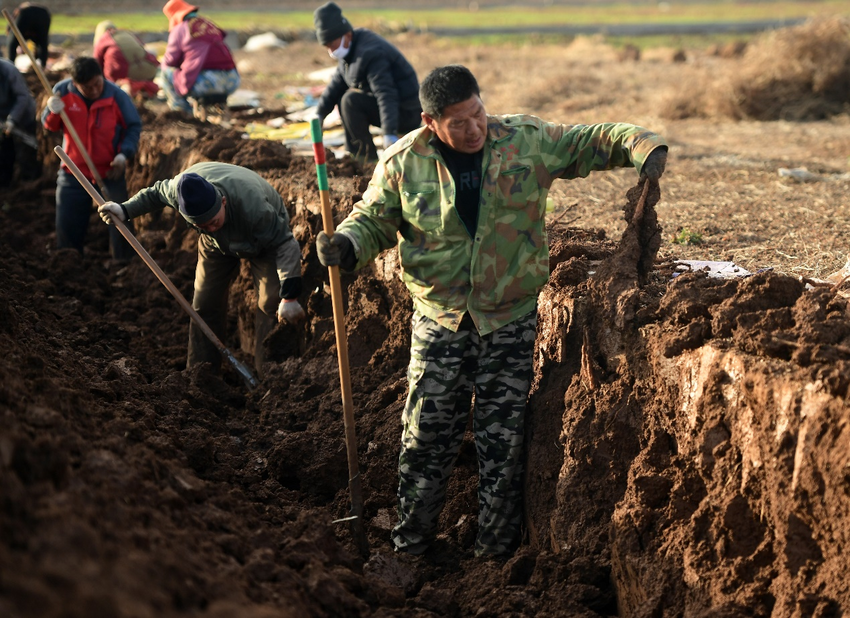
top-left (422, 112), bottom-right (435, 131)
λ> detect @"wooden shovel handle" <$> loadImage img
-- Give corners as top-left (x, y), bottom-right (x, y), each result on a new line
top-left (54, 146), bottom-right (227, 355)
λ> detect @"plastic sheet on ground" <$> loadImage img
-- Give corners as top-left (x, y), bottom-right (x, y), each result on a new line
top-left (673, 260), bottom-right (753, 279)
top-left (243, 115), bottom-right (345, 157)
top-left (227, 89), bottom-right (261, 109)
top-left (243, 32), bottom-right (288, 52)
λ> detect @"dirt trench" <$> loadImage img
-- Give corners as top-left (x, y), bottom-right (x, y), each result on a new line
top-left (1, 109), bottom-right (849, 618)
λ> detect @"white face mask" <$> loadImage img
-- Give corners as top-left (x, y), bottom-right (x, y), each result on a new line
top-left (328, 36), bottom-right (350, 60)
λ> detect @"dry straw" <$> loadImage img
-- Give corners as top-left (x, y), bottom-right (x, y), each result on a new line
top-left (661, 16), bottom-right (850, 121)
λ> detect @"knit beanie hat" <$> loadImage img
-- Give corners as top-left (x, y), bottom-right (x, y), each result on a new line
top-left (163, 0), bottom-right (199, 31)
top-left (314, 2), bottom-right (352, 46)
top-left (177, 173), bottom-right (221, 225)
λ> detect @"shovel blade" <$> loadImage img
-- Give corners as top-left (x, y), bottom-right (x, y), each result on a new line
top-left (222, 349), bottom-right (260, 390)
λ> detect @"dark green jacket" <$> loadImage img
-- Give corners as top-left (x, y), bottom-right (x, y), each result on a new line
top-left (123, 162), bottom-right (301, 288)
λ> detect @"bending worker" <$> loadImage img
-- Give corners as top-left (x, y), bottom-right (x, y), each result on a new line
top-left (316, 65), bottom-right (668, 558)
top-left (93, 20), bottom-right (159, 101)
top-left (5, 3), bottom-right (51, 68)
top-left (313, 1), bottom-right (421, 163)
top-left (97, 162), bottom-right (305, 376)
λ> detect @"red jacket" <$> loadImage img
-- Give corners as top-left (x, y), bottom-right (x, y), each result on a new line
top-left (42, 78), bottom-right (142, 181)
top-left (94, 30), bottom-right (158, 84)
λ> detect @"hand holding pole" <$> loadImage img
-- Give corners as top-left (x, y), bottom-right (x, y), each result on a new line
top-left (53, 146), bottom-right (259, 391)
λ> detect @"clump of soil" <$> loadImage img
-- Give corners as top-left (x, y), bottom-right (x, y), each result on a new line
top-left (1, 101), bottom-right (849, 618)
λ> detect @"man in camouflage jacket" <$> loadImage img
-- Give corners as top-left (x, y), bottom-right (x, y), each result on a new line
top-left (317, 64), bottom-right (668, 558)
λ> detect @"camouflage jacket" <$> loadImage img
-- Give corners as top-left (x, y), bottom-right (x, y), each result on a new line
top-left (337, 114), bottom-right (668, 335)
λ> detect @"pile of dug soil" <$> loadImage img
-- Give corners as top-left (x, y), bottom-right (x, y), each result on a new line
top-left (1, 99), bottom-right (848, 617)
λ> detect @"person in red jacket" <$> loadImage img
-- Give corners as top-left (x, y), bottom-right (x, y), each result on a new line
top-left (159, 0), bottom-right (239, 115)
top-left (93, 20), bottom-right (159, 101)
top-left (42, 56), bottom-right (142, 263)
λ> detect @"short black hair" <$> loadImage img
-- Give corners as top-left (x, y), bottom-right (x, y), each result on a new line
top-left (70, 56), bottom-right (102, 84)
top-left (419, 65), bottom-right (480, 118)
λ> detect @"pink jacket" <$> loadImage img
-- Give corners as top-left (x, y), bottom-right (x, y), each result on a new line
top-left (161, 16), bottom-right (235, 96)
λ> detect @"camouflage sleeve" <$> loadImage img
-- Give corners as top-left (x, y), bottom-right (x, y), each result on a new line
top-left (540, 121), bottom-right (668, 181)
top-left (336, 159), bottom-right (403, 271)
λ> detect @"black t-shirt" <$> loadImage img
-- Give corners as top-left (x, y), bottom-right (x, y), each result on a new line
top-left (433, 138), bottom-right (483, 237)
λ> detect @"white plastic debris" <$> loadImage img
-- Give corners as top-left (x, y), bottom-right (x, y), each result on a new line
top-left (227, 89), bottom-right (261, 108)
top-left (778, 167), bottom-right (821, 182)
top-left (673, 260), bottom-right (752, 279)
top-left (308, 66), bottom-right (338, 82)
top-left (243, 32), bottom-right (288, 52)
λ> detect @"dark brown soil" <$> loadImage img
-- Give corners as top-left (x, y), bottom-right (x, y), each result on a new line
top-left (2, 44), bottom-right (850, 617)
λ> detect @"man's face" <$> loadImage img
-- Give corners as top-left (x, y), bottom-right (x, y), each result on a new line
top-left (196, 196), bottom-right (227, 233)
top-left (74, 74), bottom-right (104, 101)
top-left (325, 31), bottom-right (351, 53)
top-left (422, 95), bottom-right (488, 154)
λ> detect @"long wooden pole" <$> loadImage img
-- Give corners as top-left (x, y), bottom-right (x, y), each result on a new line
top-left (3, 8), bottom-right (111, 200)
top-left (54, 146), bottom-right (260, 392)
top-left (310, 118), bottom-right (369, 557)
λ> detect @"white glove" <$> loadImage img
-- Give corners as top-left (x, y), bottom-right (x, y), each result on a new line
top-left (4, 119), bottom-right (14, 135)
top-left (382, 134), bottom-right (399, 149)
top-left (47, 96), bottom-right (64, 114)
top-left (98, 201), bottom-right (127, 224)
top-left (111, 153), bottom-right (127, 169)
top-left (277, 299), bottom-right (305, 324)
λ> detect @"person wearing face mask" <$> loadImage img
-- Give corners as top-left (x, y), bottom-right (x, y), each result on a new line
top-left (97, 162), bottom-right (305, 377)
top-left (313, 1), bottom-right (421, 163)
top-left (315, 65), bottom-right (668, 560)
top-left (42, 56), bottom-right (141, 263)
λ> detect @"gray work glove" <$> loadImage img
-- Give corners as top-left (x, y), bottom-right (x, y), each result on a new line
top-left (640, 149), bottom-right (667, 181)
top-left (277, 299), bottom-right (306, 324)
top-left (316, 231), bottom-right (353, 267)
top-left (98, 201), bottom-right (127, 224)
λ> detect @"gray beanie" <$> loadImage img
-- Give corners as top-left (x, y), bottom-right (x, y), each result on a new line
top-left (314, 2), bottom-right (352, 46)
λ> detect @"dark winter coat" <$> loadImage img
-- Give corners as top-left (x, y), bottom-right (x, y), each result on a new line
top-left (315, 28), bottom-right (420, 136)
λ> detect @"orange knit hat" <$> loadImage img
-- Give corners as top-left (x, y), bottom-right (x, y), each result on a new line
top-left (162, 0), bottom-right (199, 31)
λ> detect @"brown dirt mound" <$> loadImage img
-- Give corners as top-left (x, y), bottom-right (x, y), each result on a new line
top-left (1, 102), bottom-right (849, 618)
top-left (661, 16), bottom-right (850, 121)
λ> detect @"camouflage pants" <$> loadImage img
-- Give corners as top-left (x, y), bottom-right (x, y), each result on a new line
top-left (391, 309), bottom-right (537, 557)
